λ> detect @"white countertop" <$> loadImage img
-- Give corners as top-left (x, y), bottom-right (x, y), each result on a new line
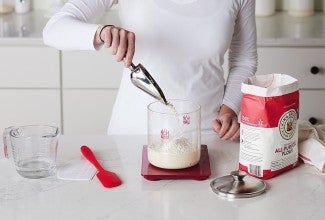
top-left (0, 10), bottom-right (48, 45)
top-left (0, 10), bottom-right (120, 46)
top-left (0, 134), bottom-right (324, 220)
top-left (1, 10), bottom-right (325, 47)
top-left (256, 12), bottom-right (325, 47)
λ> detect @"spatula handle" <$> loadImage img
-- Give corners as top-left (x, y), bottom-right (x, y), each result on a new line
top-left (80, 145), bottom-right (104, 171)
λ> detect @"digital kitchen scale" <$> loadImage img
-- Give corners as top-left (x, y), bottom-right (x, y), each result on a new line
top-left (141, 145), bottom-right (211, 181)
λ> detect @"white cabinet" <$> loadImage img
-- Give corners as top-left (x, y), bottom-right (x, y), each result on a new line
top-left (0, 45), bottom-right (122, 135)
top-left (0, 47), bottom-right (61, 133)
top-left (61, 50), bottom-right (123, 134)
top-left (257, 47), bottom-right (325, 124)
top-left (62, 50), bottom-right (123, 88)
top-left (0, 90), bottom-right (61, 132)
top-left (62, 89), bottom-right (118, 134)
top-left (0, 47), bottom-right (60, 88)
top-left (256, 48), bottom-right (325, 89)
top-left (299, 91), bottom-right (325, 124)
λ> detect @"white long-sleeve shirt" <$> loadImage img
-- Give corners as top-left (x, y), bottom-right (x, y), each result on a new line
top-left (43, 0), bottom-right (257, 135)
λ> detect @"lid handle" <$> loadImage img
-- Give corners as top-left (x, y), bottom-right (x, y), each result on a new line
top-left (231, 170), bottom-right (246, 182)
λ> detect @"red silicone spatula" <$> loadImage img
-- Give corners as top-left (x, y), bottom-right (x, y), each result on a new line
top-left (80, 145), bottom-right (122, 188)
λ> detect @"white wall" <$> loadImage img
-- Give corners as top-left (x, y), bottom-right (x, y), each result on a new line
top-left (33, 0), bottom-right (324, 10)
top-left (276, 0), bottom-right (323, 11)
top-left (32, 0), bottom-right (66, 10)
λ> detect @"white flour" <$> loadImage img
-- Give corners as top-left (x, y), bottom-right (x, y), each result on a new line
top-left (148, 136), bottom-right (200, 169)
top-left (148, 101), bottom-right (200, 169)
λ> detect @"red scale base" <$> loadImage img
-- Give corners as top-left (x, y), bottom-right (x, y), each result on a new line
top-left (141, 145), bottom-right (211, 181)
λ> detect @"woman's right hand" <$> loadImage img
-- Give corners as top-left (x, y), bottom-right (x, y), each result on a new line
top-left (95, 25), bottom-right (135, 67)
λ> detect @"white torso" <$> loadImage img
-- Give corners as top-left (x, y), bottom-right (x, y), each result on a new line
top-left (43, 0), bottom-right (257, 135)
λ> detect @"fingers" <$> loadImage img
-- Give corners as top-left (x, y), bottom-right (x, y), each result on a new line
top-left (115, 29), bottom-right (127, 62)
top-left (101, 26), bottom-right (135, 67)
top-left (218, 116), bottom-right (232, 138)
top-left (125, 32), bottom-right (135, 67)
top-left (102, 26), bottom-right (113, 48)
top-left (110, 27), bottom-right (120, 55)
top-left (213, 114), bottom-right (240, 141)
top-left (212, 119), bottom-right (222, 134)
top-left (225, 117), bottom-right (239, 140)
top-left (230, 129), bottom-right (240, 141)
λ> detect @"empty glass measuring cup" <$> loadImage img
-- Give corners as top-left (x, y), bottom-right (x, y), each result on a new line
top-left (3, 125), bottom-right (59, 178)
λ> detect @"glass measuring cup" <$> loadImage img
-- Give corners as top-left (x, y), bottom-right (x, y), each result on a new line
top-left (147, 100), bottom-right (201, 169)
top-left (3, 125), bottom-right (59, 178)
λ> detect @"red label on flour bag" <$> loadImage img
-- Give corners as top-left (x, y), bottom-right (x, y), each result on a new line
top-left (239, 74), bottom-right (299, 179)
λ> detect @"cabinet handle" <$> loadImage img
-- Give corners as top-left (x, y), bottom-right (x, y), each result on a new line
top-left (310, 66), bottom-right (320, 75)
top-left (308, 117), bottom-right (318, 125)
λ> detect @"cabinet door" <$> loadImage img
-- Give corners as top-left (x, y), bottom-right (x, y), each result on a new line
top-left (62, 50), bottom-right (123, 89)
top-left (299, 90), bottom-right (325, 125)
top-left (0, 47), bottom-right (60, 88)
top-left (62, 89), bottom-right (118, 134)
top-left (0, 89), bottom-right (61, 132)
top-left (257, 48), bottom-right (325, 89)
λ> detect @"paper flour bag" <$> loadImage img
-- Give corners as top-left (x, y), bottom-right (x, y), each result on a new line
top-left (239, 74), bottom-right (299, 179)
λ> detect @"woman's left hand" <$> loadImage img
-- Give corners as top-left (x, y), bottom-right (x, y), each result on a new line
top-left (212, 105), bottom-right (240, 141)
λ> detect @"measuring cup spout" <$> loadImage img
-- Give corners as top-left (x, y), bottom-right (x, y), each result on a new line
top-left (129, 63), bottom-right (168, 105)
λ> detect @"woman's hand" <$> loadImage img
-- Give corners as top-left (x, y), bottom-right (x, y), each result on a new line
top-left (212, 104), bottom-right (240, 141)
top-left (94, 25), bottom-right (135, 67)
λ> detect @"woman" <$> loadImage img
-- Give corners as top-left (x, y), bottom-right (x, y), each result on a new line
top-left (43, 0), bottom-right (257, 141)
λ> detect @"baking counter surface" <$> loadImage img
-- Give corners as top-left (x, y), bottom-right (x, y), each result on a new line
top-left (0, 134), bottom-right (324, 220)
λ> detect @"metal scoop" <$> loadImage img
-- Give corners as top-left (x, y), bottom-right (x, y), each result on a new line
top-left (129, 63), bottom-right (168, 105)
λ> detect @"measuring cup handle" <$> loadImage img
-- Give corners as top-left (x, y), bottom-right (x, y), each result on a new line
top-left (2, 127), bottom-right (12, 159)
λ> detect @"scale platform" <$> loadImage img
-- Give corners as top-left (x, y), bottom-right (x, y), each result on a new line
top-left (141, 145), bottom-right (211, 181)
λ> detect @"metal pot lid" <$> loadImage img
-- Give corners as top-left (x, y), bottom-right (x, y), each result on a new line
top-left (210, 170), bottom-right (266, 199)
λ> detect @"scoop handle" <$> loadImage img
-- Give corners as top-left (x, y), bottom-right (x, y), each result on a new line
top-left (129, 62), bottom-right (137, 71)
top-left (80, 145), bottom-right (104, 171)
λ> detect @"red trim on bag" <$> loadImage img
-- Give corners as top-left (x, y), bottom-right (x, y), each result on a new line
top-left (298, 153), bottom-right (311, 162)
top-left (240, 91), bottom-right (299, 128)
top-left (239, 161), bottom-right (299, 180)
